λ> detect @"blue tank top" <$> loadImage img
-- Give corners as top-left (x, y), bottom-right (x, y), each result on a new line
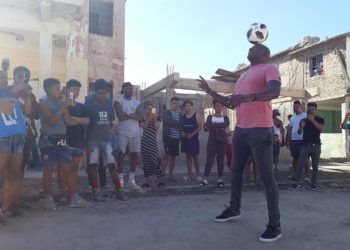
top-left (0, 89), bottom-right (26, 138)
top-left (183, 113), bottom-right (198, 138)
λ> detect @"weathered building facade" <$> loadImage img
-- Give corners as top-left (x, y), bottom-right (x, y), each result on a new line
top-left (0, 0), bottom-right (125, 100)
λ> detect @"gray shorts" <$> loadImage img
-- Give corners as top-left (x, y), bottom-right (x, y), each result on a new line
top-left (88, 141), bottom-right (115, 166)
top-left (0, 135), bottom-right (25, 154)
top-left (118, 134), bottom-right (141, 154)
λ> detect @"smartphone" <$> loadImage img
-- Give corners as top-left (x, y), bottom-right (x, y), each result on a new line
top-left (307, 109), bottom-right (311, 115)
top-left (69, 92), bottom-right (74, 100)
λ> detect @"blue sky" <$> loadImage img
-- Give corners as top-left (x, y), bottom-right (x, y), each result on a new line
top-left (125, 0), bottom-right (349, 87)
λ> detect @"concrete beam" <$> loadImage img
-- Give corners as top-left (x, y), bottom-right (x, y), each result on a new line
top-left (141, 73), bottom-right (180, 98)
top-left (52, 0), bottom-right (85, 6)
top-left (176, 77), bottom-right (233, 93)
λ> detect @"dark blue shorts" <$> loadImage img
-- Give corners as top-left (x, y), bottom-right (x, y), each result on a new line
top-left (0, 134), bottom-right (25, 154)
top-left (291, 140), bottom-right (303, 159)
top-left (70, 148), bottom-right (84, 157)
top-left (164, 138), bottom-right (180, 156)
top-left (41, 146), bottom-right (72, 167)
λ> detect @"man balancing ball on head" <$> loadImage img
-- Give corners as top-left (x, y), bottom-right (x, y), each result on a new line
top-left (197, 43), bottom-right (282, 242)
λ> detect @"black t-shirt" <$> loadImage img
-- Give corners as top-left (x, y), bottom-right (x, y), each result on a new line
top-left (66, 103), bottom-right (88, 149)
top-left (302, 116), bottom-right (325, 144)
top-left (85, 101), bottom-right (115, 143)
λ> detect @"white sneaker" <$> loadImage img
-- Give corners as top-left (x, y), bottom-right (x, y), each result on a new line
top-left (44, 197), bottom-right (59, 211)
top-left (70, 197), bottom-right (93, 208)
top-left (126, 180), bottom-right (143, 192)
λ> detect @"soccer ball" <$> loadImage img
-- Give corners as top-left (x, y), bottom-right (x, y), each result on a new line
top-left (246, 23), bottom-right (268, 44)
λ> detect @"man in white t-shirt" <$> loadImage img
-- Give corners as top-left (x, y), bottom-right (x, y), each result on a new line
top-left (114, 82), bottom-right (143, 191)
top-left (288, 100), bottom-right (310, 180)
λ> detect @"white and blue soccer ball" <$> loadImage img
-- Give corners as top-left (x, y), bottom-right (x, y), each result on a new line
top-left (247, 23), bottom-right (269, 44)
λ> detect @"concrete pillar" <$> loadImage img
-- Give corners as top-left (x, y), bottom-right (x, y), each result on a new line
top-left (165, 87), bottom-right (176, 109)
top-left (39, 30), bottom-right (52, 88)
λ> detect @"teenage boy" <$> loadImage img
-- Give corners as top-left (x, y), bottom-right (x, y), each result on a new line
top-left (85, 79), bottom-right (126, 201)
top-left (38, 78), bottom-right (90, 210)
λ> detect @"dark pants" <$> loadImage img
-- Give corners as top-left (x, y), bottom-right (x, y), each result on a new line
top-left (229, 127), bottom-right (280, 227)
top-left (204, 137), bottom-right (226, 178)
top-left (295, 144), bottom-right (321, 184)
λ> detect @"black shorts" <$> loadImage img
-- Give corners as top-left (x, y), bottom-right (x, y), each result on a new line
top-left (164, 138), bottom-right (180, 156)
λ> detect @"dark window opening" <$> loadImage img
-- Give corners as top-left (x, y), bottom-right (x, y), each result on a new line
top-left (310, 54), bottom-right (324, 77)
top-left (89, 1), bottom-right (113, 37)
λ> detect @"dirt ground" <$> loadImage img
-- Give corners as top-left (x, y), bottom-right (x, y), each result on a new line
top-left (1, 187), bottom-right (350, 250)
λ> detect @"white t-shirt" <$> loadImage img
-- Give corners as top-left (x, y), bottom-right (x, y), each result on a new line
top-left (211, 115), bottom-right (225, 123)
top-left (116, 97), bottom-right (140, 137)
top-left (290, 112), bottom-right (307, 141)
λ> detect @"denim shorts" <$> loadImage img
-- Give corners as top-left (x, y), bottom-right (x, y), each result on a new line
top-left (70, 147), bottom-right (84, 157)
top-left (41, 146), bottom-right (72, 167)
top-left (0, 134), bottom-right (25, 154)
top-left (88, 141), bottom-right (115, 166)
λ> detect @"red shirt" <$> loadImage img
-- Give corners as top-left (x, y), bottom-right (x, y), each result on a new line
top-left (233, 64), bottom-right (281, 128)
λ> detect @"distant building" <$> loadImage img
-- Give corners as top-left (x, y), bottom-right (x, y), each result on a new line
top-left (0, 0), bottom-right (125, 100)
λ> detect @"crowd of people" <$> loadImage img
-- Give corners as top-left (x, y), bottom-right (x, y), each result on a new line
top-left (0, 43), bottom-right (341, 243)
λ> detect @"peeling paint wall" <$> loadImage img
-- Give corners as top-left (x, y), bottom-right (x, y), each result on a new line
top-left (87, 0), bottom-right (125, 99)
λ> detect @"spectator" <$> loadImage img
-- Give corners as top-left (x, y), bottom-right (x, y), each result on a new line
top-left (65, 79), bottom-right (92, 207)
top-left (272, 109), bottom-right (284, 173)
top-left (114, 82), bottom-right (143, 192)
top-left (140, 101), bottom-right (164, 190)
top-left (161, 96), bottom-right (183, 181)
top-left (85, 79), bottom-right (126, 201)
top-left (38, 78), bottom-right (90, 210)
top-left (181, 100), bottom-right (202, 181)
top-left (288, 100), bottom-right (311, 181)
top-left (199, 100), bottom-right (229, 188)
top-left (290, 102), bottom-right (324, 191)
top-left (0, 70), bottom-right (30, 224)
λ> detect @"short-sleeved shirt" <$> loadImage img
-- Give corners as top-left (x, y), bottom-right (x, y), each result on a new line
top-left (0, 89), bottom-right (26, 138)
top-left (290, 112), bottom-right (307, 141)
top-left (66, 102), bottom-right (88, 149)
top-left (85, 100), bottom-right (115, 143)
top-left (233, 64), bottom-right (281, 128)
top-left (302, 116), bottom-right (325, 144)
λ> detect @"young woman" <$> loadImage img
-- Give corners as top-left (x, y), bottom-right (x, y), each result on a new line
top-left (199, 100), bottom-right (230, 188)
top-left (181, 100), bottom-right (202, 181)
top-left (0, 70), bottom-right (31, 224)
top-left (140, 101), bottom-right (164, 189)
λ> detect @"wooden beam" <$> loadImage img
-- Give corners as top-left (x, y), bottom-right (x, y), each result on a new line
top-left (141, 73), bottom-right (180, 98)
top-left (211, 75), bottom-right (239, 82)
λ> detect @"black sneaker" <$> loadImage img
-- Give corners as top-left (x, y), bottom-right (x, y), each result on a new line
top-left (259, 224), bottom-right (282, 242)
top-left (213, 206), bottom-right (241, 222)
top-left (310, 184), bottom-right (319, 191)
top-left (289, 183), bottom-right (301, 190)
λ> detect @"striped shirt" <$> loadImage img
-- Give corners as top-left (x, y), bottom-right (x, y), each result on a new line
top-left (169, 111), bottom-right (180, 139)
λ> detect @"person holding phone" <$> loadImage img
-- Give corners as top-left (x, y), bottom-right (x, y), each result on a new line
top-left (290, 102), bottom-right (324, 191)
